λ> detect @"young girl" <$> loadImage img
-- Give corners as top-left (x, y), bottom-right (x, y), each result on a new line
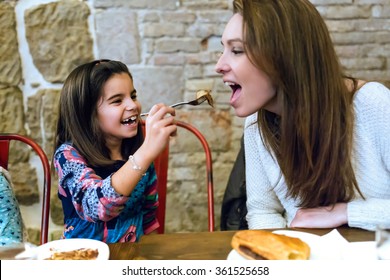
top-left (215, 0), bottom-right (390, 231)
top-left (53, 59), bottom-right (176, 242)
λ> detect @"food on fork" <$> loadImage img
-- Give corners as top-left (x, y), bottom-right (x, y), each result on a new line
top-left (231, 230), bottom-right (310, 260)
top-left (45, 248), bottom-right (99, 260)
top-left (140, 89), bottom-right (214, 117)
top-left (196, 89), bottom-right (214, 107)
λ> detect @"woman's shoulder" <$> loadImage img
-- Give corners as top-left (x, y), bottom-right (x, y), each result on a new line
top-left (354, 81), bottom-right (390, 110)
top-left (355, 81), bottom-right (390, 100)
top-left (353, 81), bottom-right (390, 134)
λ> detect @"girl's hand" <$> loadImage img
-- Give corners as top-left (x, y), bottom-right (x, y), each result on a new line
top-left (112, 104), bottom-right (176, 196)
top-left (290, 203), bottom-right (348, 228)
top-left (141, 104), bottom-right (177, 159)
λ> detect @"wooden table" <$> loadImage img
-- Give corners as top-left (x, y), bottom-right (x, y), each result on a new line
top-left (108, 227), bottom-right (375, 260)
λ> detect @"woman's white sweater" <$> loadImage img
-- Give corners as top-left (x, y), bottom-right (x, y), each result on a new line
top-left (244, 82), bottom-right (390, 230)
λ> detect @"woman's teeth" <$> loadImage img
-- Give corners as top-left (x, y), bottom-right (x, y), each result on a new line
top-left (225, 81), bottom-right (241, 92)
top-left (224, 81), bottom-right (236, 86)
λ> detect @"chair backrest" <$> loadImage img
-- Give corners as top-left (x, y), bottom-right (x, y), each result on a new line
top-left (142, 120), bottom-right (214, 234)
top-left (0, 134), bottom-right (51, 244)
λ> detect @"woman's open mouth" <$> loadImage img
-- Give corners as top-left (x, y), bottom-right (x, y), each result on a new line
top-left (225, 81), bottom-right (242, 105)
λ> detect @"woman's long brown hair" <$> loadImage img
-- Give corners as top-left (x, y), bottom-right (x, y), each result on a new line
top-left (234, 0), bottom-right (363, 207)
top-left (54, 59), bottom-right (144, 167)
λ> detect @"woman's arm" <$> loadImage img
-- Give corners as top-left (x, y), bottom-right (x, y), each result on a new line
top-left (292, 82), bottom-right (390, 230)
top-left (290, 203), bottom-right (348, 228)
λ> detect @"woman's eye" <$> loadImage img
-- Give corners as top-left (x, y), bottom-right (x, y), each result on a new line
top-left (232, 49), bottom-right (244, 55)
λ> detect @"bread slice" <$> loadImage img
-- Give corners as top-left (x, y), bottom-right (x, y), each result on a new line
top-left (231, 230), bottom-right (310, 260)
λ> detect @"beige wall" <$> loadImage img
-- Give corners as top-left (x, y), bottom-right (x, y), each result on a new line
top-left (0, 0), bottom-right (389, 244)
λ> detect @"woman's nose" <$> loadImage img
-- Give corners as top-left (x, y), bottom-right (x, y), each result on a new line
top-left (215, 53), bottom-right (229, 74)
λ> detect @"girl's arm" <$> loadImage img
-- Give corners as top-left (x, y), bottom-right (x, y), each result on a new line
top-left (54, 145), bottom-right (128, 222)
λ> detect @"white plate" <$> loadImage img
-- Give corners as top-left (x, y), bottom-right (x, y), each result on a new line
top-left (36, 238), bottom-right (110, 260)
top-left (227, 230), bottom-right (334, 260)
top-left (342, 241), bottom-right (376, 260)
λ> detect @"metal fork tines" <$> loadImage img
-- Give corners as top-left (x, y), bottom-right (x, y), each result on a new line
top-left (140, 96), bottom-right (207, 117)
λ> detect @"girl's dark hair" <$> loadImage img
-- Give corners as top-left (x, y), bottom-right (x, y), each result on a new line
top-left (233, 0), bottom-right (363, 207)
top-left (54, 59), bottom-right (143, 167)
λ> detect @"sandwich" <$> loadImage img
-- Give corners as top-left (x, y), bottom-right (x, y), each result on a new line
top-left (231, 230), bottom-right (310, 260)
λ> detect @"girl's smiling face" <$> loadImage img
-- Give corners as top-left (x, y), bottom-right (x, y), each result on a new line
top-left (97, 73), bottom-right (141, 147)
top-left (215, 13), bottom-right (280, 117)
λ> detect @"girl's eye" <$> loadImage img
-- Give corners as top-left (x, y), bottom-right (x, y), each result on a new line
top-left (131, 94), bottom-right (137, 100)
top-left (111, 99), bottom-right (122, 104)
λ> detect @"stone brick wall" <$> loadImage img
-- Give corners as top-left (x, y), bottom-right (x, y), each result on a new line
top-left (0, 0), bottom-right (389, 244)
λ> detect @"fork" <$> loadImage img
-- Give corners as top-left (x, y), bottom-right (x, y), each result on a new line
top-left (140, 95), bottom-right (207, 117)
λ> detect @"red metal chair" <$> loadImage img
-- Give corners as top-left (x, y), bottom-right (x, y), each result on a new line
top-left (0, 134), bottom-right (51, 244)
top-left (142, 120), bottom-right (214, 233)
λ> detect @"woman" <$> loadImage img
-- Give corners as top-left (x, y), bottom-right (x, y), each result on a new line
top-left (215, 0), bottom-right (390, 230)
top-left (53, 59), bottom-right (176, 242)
